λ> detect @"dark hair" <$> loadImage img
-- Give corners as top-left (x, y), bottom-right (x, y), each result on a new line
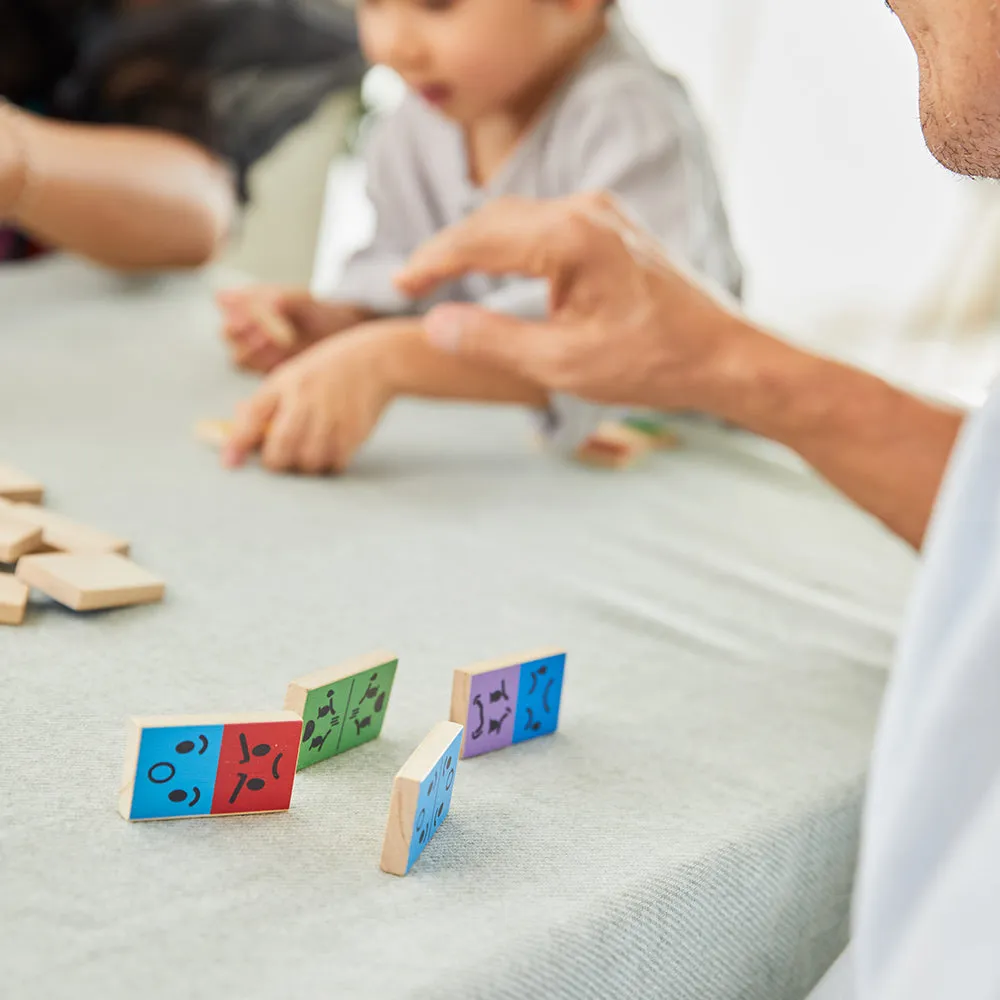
top-left (1, 0), bottom-right (365, 200)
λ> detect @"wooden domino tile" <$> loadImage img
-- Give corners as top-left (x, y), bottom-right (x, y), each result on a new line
top-left (253, 304), bottom-right (298, 348)
top-left (16, 553), bottom-right (165, 612)
top-left (575, 421), bottom-right (657, 469)
top-left (0, 463), bottom-right (44, 503)
top-left (451, 647), bottom-right (566, 759)
top-left (0, 512), bottom-right (43, 563)
top-left (0, 573), bottom-right (29, 626)
top-left (380, 721), bottom-right (463, 876)
top-left (119, 711), bottom-right (303, 821)
top-left (5, 503), bottom-right (129, 555)
top-left (621, 415), bottom-right (681, 450)
top-left (194, 419), bottom-right (235, 449)
top-left (284, 650), bottom-right (399, 770)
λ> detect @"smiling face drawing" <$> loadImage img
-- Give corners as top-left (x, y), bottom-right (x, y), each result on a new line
top-left (130, 725), bottom-right (224, 820)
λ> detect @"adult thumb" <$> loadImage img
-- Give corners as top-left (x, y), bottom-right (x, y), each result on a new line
top-left (424, 303), bottom-right (548, 377)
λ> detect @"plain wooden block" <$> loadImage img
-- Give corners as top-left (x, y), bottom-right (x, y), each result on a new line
top-left (0, 573), bottom-right (29, 625)
top-left (451, 647), bottom-right (567, 759)
top-left (0, 512), bottom-right (43, 562)
top-left (16, 553), bottom-right (165, 612)
top-left (6, 503), bottom-right (129, 555)
top-left (194, 419), bottom-right (235, 449)
top-left (284, 650), bottom-right (399, 769)
top-left (380, 721), bottom-right (463, 877)
top-left (253, 304), bottom-right (298, 348)
top-left (119, 711), bottom-right (303, 821)
top-left (0, 463), bottom-right (44, 503)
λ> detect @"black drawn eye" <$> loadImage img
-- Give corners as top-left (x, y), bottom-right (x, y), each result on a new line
top-left (247, 778), bottom-right (266, 792)
top-left (302, 720), bottom-right (315, 742)
top-left (176, 740), bottom-right (195, 754)
top-left (252, 744), bottom-right (271, 757)
top-left (168, 789), bottom-right (188, 803)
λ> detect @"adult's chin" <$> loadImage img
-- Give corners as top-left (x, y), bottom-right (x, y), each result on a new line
top-left (919, 85), bottom-right (1000, 180)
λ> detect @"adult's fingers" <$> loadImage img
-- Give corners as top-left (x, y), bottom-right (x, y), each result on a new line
top-left (424, 303), bottom-right (564, 385)
top-left (223, 391), bottom-right (279, 468)
top-left (396, 193), bottom-right (615, 299)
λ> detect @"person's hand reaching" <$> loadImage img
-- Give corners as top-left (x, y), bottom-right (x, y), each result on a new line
top-left (216, 286), bottom-right (374, 374)
top-left (396, 192), bottom-right (760, 414)
top-left (222, 323), bottom-right (400, 474)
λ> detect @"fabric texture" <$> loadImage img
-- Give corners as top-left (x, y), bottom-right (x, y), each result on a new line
top-left (0, 259), bottom-right (913, 1000)
top-left (332, 11), bottom-right (742, 454)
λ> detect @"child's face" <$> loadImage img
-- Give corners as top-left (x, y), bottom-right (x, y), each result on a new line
top-left (357, 0), bottom-right (602, 123)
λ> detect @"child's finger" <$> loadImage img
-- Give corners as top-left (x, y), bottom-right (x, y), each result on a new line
top-left (299, 416), bottom-right (338, 475)
top-left (224, 317), bottom-right (257, 348)
top-left (261, 402), bottom-right (309, 472)
top-left (232, 333), bottom-right (291, 373)
top-left (223, 392), bottom-right (279, 468)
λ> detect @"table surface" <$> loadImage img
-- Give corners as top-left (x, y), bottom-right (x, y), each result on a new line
top-left (0, 258), bottom-right (917, 1000)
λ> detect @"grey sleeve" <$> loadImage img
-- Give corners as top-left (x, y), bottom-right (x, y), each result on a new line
top-left (476, 279), bottom-right (627, 455)
top-left (326, 107), bottom-right (433, 315)
top-left (512, 78), bottom-right (740, 455)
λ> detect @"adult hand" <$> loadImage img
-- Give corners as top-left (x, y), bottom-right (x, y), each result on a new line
top-left (395, 192), bottom-right (757, 415)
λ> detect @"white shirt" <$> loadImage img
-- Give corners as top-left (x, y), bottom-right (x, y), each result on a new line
top-left (850, 385), bottom-right (1000, 998)
top-left (329, 14), bottom-right (742, 451)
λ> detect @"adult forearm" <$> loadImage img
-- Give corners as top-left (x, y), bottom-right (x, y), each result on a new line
top-left (702, 323), bottom-right (964, 548)
top-left (379, 319), bottom-right (550, 408)
top-left (1, 108), bottom-right (235, 269)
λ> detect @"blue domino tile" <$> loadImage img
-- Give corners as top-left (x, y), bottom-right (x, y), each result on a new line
top-left (406, 730), bottom-right (462, 873)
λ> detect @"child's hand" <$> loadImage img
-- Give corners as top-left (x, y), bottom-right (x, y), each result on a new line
top-left (222, 326), bottom-right (398, 474)
top-left (216, 286), bottom-right (373, 374)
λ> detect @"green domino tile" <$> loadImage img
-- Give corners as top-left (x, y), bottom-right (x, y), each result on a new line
top-left (623, 415), bottom-right (671, 438)
top-left (296, 676), bottom-right (356, 770)
top-left (338, 658), bottom-right (398, 753)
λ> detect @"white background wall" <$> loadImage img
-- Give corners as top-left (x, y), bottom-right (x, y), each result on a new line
top-left (619, 0), bottom-right (974, 342)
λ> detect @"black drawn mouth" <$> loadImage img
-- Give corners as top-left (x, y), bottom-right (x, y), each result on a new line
top-left (149, 762), bottom-right (176, 784)
top-left (198, 735), bottom-right (209, 755)
top-left (542, 678), bottom-right (553, 714)
top-left (272, 753), bottom-right (283, 780)
top-left (190, 786), bottom-right (201, 807)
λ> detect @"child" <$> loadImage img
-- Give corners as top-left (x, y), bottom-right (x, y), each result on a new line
top-left (219, 0), bottom-right (741, 475)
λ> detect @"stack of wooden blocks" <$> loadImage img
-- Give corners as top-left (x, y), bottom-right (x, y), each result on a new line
top-left (0, 463), bottom-right (165, 626)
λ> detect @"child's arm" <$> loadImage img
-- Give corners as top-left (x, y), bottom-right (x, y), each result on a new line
top-left (220, 96), bottom-right (447, 374)
top-left (223, 317), bottom-right (548, 474)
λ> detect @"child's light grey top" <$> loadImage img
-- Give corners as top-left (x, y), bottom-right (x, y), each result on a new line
top-left (330, 14), bottom-right (742, 452)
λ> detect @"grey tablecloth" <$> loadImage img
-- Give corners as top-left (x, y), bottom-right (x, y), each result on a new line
top-left (0, 258), bottom-right (916, 1000)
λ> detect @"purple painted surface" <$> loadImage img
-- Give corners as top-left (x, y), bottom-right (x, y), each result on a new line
top-left (464, 664), bottom-right (521, 757)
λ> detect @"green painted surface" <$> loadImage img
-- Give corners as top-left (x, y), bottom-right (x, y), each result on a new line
top-left (296, 658), bottom-right (398, 768)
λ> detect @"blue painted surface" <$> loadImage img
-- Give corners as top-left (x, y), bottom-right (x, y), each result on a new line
top-left (130, 725), bottom-right (224, 820)
top-left (512, 654), bottom-right (566, 744)
top-left (406, 730), bottom-right (462, 873)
